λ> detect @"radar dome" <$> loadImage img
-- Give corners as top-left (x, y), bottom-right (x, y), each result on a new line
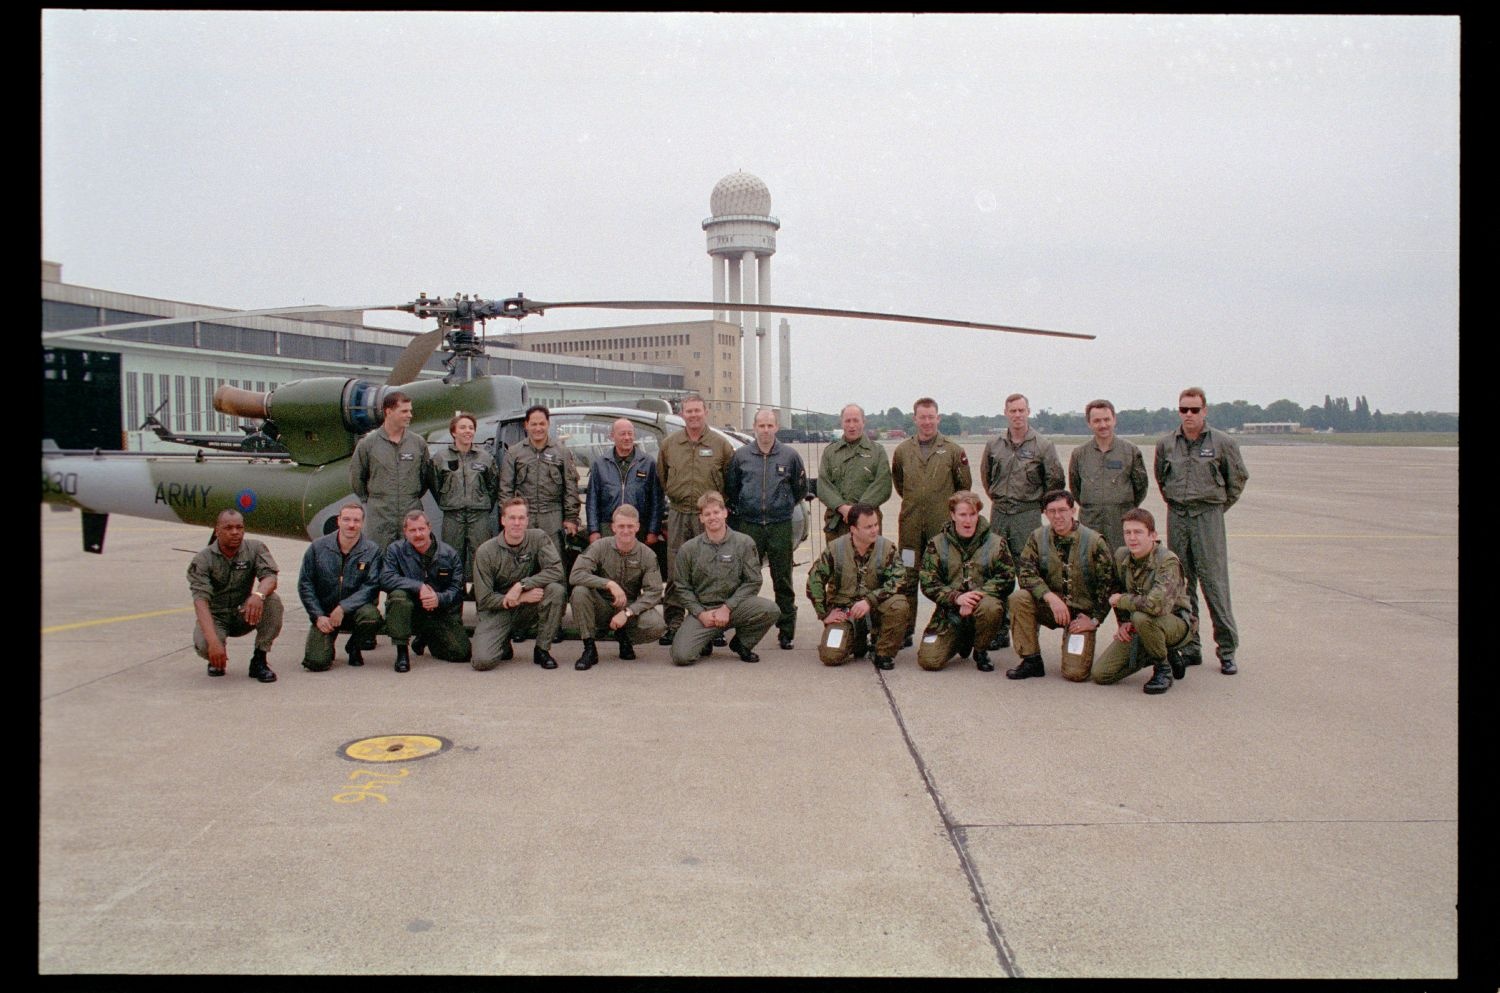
top-left (710, 172), bottom-right (772, 217)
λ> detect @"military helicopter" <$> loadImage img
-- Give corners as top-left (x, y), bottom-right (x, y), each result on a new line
top-left (41, 292), bottom-right (1093, 553)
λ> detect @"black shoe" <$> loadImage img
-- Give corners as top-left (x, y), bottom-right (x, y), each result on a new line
top-left (1144, 666), bottom-right (1173, 694)
top-left (850, 638), bottom-right (870, 661)
top-left (511, 633), bottom-right (530, 644)
top-left (1182, 651), bottom-right (1203, 667)
top-left (987, 628), bottom-right (1010, 651)
top-left (410, 635), bottom-right (426, 657)
top-left (1006, 654), bottom-right (1045, 680)
top-left (534, 646), bottom-right (558, 669)
top-left (1220, 657), bottom-right (1238, 675)
top-left (729, 636), bottom-right (760, 663)
top-left (711, 634), bottom-right (728, 648)
top-left (346, 643), bottom-right (364, 667)
top-left (248, 650), bottom-right (277, 683)
top-left (778, 634), bottom-right (794, 650)
top-left (902, 634), bottom-right (914, 649)
top-left (206, 663), bottom-right (225, 677)
top-left (1167, 648), bottom-right (1185, 681)
top-left (575, 641), bottom-right (598, 671)
top-left (974, 650), bottom-right (994, 672)
top-left (954, 631), bottom-right (974, 659)
top-left (700, 642), bottom-right (713, 657)
top-left (659, 630), bottom-right (676, 646)
top-left (498, 638), bottom-right (514, 662)
top-left (873, 655), bottom-right (894, 670)
top-left (394, 645), bottom-right (410, 673)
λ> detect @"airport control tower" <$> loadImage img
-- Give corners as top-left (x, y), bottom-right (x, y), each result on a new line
top-left (704, 172), bottom-right (780, 429)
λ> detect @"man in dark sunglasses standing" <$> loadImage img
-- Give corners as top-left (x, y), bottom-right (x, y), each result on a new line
top-left (1153, 387), bottom-right (1249, 675)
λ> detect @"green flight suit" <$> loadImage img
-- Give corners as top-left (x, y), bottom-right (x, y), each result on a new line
top-left (187, 539), bottom-right (283, 659)
top-left (657, 428), bottom-right (735, 632)
top-left (1153, 425), bottom-right (1248, 663)
top-left (499, 438), bottom-right (581, 562)
top-left (891, 432), bottom-right (972, 637)
top-left (568, 536), bottom-right (667, 644)
top-left (471, 528), bottom-right (566, 667)
top-left (432, 443), bottom-right (500, 584)
top-left (980, 428), bottom-right (1065, 561)
top-left (670, 528), bottom-right (779, 665)
top-left (1067, 436), bottom-right (1149, 552)
top-left (350, 426), bottom-right (435, 551)
top-left (816, 435), bottom-right (892, 539)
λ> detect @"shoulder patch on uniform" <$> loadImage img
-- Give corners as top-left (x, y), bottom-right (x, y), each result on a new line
top-left (959, 452), bottom-right (969, 465)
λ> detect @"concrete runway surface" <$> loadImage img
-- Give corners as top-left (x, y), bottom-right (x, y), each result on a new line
top-left (39, 442), bottom-right (1458, 977)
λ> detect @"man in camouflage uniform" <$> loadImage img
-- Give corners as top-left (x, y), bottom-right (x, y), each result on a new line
top-left (498, 404), bottom-right (581, 564)
top-left (379, 510), bottom-right (470, 672)
top-left (891, 397), bottom-right (972, 645)
top-left (979, 392), bottom-right (1064, 650)
top-left (1067, 398), bottom-right (1149, 552)
top-left (569, 504), bottom-right (666, 669)
top-left (816, 404), bottom-right (892, 540)
top-left (915, 491), bottom-right (1015, 672)
top-left (656, 394), bottom-right (735, 643)
top-left (472, 498), bottom-right (567, 671)
top-left (188, 508), bottom-right (283, 682)
top-left (1006, 489), bottom-right (1118, 681)
top-left (351, 390), bottom-right (435, 551)
top-left (1093, 509), bottom-right (1195, 694)
top-left (806, 502), bottom-right (910, 669)
top-left (670, 490), bottom-right (780, 666)
top-left (1153, 387), bottom-right (1249, 674)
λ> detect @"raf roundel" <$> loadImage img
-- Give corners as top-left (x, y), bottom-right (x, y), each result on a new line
top-left (235, 488), bottom-right (258, 513)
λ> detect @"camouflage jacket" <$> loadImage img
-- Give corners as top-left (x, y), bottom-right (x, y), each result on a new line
top-left (807, 534), bottom-right (906, 618)
top-left (1112, 542), bottom-right (1192, 623)
top-left (919, 516), bottom-right (1016, 616)
top-left (1018, 523), bottom-right (1118, 624)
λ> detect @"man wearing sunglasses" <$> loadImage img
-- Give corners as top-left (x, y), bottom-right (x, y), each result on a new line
top-left (1153, 387), bottom-right (1249, 675)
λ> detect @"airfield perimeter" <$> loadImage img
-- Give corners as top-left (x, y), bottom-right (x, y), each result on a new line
top-left (39, 440), bottom-right (1457, 979)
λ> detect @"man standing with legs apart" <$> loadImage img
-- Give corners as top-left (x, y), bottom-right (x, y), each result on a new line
top-left (979, 393), bottom-right (1064, 650)
top-left (807, 503), bottom-right (910, 670)
top-left (1153, 387), bottom-right (1249, 675)
top-left (670, 491), bottom-right (780, 666)
top-left (891, 397), bottom-right (971, 647)
top-left (499, 405), bottom-right (581, 565)
top-left (188, 509), bottom-right (283, 683)
top-left (297, 501), bottom-right (382, 671)
top-left (816, 404), bottom-right (891, 540)
top-left (725, 408), bottom-right (807, 650)
top-left (656, 394), bottom-right (734, 645)
top-left (1068, 399), bottom-right (1148, 553)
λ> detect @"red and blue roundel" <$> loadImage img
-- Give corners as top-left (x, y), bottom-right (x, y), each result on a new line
top-left (235, 489), bottom-right (258, 513)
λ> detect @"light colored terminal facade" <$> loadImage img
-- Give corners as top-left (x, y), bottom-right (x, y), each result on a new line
top-left (41, 260), bottom-right (688, 450)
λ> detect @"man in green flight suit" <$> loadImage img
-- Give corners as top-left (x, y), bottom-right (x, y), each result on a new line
top-left (816, 404), bottom-right (892, 540)
top-left (1153, 387), bottom-right (1249, 675)
top-left (1067, 398), bottom-right (1149, 552)
top-left (891, 397), bottom-right (972, 646)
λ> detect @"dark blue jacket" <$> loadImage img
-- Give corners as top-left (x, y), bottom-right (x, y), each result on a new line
top-left (297, 532), bottom-right (382, 618)
top-left (586, 446), bottom-right (664, 536)
top-left (725, 440), bottom-right (808, 526)
top-left (378, 538), bottom-right (465, 610)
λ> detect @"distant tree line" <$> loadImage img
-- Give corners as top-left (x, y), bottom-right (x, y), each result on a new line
top-left (785, 396), bottom-right (1456, 437)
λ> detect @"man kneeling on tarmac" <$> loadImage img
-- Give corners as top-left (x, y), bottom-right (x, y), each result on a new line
top-left (569, 503), bottom-right (666, 669)
top-left (297, 501), bottom-right (382, 671)
top-left (807, 502), bottom-right (910, 669)
top-left (916, 491), bottom-right (1015, 672)
top-left (1093, 508), bottom-right (1196, 694)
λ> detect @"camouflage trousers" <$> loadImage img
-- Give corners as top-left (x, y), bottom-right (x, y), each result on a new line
top-left (1092, 611), bottom-right (1191, 685)
top-left (193, 594), bottom-right (284, 659)
top-left (819, 597), bottom-right (911, 666)
top-left (302, 602), bottom-right (383, 669)
top-left (916, 595), bottom-right (1005, 671)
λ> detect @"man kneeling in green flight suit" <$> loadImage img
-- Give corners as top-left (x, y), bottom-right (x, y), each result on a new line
top-left (1092, 508), bottom-right (1196, 694)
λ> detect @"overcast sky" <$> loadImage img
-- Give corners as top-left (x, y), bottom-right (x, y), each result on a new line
top-left (42, 12), bottom-right (1459, 418)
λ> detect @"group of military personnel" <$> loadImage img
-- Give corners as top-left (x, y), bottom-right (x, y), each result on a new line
top-left (188, 387), bottom-right (1247, 696)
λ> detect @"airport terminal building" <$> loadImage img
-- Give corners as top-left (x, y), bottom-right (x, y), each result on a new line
top-left (41, 261), bottom-right (722, 450)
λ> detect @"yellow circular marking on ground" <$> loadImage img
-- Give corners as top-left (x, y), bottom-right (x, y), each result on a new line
top-left (340, 734), bottom-right (450, 763)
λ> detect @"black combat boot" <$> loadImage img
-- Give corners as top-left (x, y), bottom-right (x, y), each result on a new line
top-left (345, 637), bottom-right (364, 667)
top-left (1143, 657), bottom-right (1173, 694)
top-left (987, 628), bottom-right (1010, 650)
top-left (617, 633), bottom-right (636, 660)
top-left (248, 649), bottom-right (277, 683)
top-left (1167, 647), bottom-right (1185, 680)
top-left (533, 645), bottom-right (558, 669)
top-left (1006, 654), bottom-right (1045, 680)
top-left (778, 633), bottom-right (794, 650)
top-left (973, 649), bottom-right (994, 672)
top-left (410, 635), bottom-right (427, 657)
top-left (712, 634), bottom-right (728, 647)
top-left (575, 640), bottom-right (599, 671)
top-left (498, 638), bottom-right (514, 662)
top-left (728, 635), bottom-right (760, 663)
top-left (659, 629), bottom-right (675, 646)
top-left (1219, 656), bottom-right (1238, 675)
top-left (394, 643), bottom-right (410, 673)
top-left (873, 655), bottom-right (894, 670)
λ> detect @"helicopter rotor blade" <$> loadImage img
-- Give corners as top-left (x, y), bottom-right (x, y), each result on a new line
top-left (386, 328), bottom-right (448, 387)
top-left (41, 303), bottom-right (410, 342)
top-left (511, 299), bottom-right (1094, 341)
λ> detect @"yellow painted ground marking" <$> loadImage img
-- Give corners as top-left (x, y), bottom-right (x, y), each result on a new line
top-left (341, 734), bottom-right (449, 763)
top-left (42, 606), bottom-right (193, 634)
